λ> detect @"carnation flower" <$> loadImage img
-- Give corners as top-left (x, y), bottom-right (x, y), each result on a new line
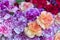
top-left (37, 11), bottom-right (54, 29)
top-left (43, 25), bottom-right (55, 38)
top-left (0, 23), bottom-right (12, 37)
top-left (24, 21), bottom-right (42, 38)
top-left (20, 2), bottom-right (34, 11)
top-left (31, 0), bottom-right (47, 8)
top-left (12, 11), bottom-right (27, 34)
top-left (25, 8), bottom-right (40, 21)
top-left (44, 4), bottom-right (59, 15)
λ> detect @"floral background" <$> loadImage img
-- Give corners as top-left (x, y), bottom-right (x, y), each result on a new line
top-left (0, 0), bottom-right (60, 40)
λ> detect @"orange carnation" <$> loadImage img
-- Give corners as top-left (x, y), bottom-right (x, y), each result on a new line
top-left (24, 21), bottom-right (42, 38)
top-left (37, 11), bottom-right (54, 29)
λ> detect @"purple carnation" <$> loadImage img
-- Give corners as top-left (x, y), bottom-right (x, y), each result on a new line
top-left (43, 25), bottom-right (55, 38)
top-left (25, 8), bottom-right (40, 21)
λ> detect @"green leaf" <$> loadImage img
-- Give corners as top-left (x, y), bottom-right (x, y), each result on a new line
top-left (16, 0), bottom-right (25, 4)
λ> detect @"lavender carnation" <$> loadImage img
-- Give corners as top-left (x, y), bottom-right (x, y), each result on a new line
top-left (12, 11), bottom-right (27, 34)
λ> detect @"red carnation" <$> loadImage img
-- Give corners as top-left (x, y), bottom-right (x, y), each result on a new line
top-left (56, 0), bottom-right (60, 8)
top-left (25, 0), bottom-right (47, 8)
top-left (44, 4), bottom-right (59, 15)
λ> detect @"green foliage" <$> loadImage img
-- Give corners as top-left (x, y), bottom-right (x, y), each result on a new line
top-left (16, 0), bottom-right (25, 4)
